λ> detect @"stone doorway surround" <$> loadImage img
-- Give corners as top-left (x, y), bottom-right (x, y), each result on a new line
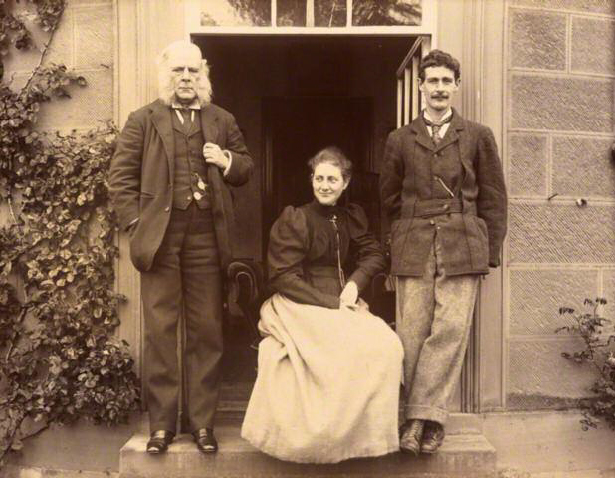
top-left (113, 0), bottom-right (507, 416)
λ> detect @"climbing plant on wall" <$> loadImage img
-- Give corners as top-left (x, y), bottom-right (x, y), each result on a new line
top-left (557, 298), bottom-right (615, 431)
top-left (0, 0), bottom-right (140, 463)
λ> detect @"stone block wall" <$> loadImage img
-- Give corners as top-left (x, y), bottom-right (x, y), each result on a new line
top-left (507, 0), bottom-right (615, 409)
top-left (3, 0), bottom-right (113, 130)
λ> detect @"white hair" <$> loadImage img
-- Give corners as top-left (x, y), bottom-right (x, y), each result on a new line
top-left (156, 40), bottom-right (213, 106)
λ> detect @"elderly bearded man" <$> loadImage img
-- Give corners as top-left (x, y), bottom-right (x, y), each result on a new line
top-left (380, 50), bottom-right (507, 455)
top-left (109, 40), bottom-right (253, 454)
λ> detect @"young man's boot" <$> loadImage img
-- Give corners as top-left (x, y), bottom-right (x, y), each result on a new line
top-left (399, 419), bottom-right (424, 455)
top-left (420, 421), bottom-right (445, 454)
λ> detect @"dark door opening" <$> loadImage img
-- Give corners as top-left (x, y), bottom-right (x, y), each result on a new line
top-left (262, 96), bottom-right (373, 255)
top-left (193, 35), bottom-right (418, 260)
top-left (192, 34), bottom-right (417, 405)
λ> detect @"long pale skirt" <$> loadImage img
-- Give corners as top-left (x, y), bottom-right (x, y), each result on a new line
top-left (241, 293), bottom-right (404, 464)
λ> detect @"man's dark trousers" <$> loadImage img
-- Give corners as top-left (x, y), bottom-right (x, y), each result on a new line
top-left (140, 202), bottom-right (222, 433)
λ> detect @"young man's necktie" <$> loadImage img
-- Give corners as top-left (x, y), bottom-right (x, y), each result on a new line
top-left (423, 115), bottom-right (452, 145)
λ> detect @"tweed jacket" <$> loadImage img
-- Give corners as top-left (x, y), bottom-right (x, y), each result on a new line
top-left (379, 109), bottom-right (507, 277)
top-left (108, 99), bottom-right (253, 272)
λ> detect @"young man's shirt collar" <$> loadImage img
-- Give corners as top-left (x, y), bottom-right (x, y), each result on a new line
top-left (423, 108), bottom-right (452, 124)
top-left (423, 108), bottom-right (453, 139)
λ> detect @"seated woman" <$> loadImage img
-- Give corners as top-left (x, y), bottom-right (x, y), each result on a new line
top-left (241, 147), bottom-right (403, 464)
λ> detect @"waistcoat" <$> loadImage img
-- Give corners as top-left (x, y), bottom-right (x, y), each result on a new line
top-left (171, 111), bottom-right (210, 210)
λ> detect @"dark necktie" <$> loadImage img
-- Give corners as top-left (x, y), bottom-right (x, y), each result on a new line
top-left (423, 114), bottom-right (452, 145)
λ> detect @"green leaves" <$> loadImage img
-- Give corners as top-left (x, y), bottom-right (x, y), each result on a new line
top-left (0, 1), bottom-right (138, 462)
top-left (556, 298), bottom-right (615, 431)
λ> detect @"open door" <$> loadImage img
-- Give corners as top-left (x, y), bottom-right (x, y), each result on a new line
top-left (396, 35), bottom-right (431, 127)
top-left (380, 35), bottom-right (430, 241)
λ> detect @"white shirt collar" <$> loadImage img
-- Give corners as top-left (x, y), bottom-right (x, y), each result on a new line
top-left (423, 108), bottom-right (452, 124)
top-left (171, 99), bottom-right (201, 110)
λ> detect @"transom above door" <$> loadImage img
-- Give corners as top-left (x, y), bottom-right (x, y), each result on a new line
top-left (185, 0), bottom-right (436, 34)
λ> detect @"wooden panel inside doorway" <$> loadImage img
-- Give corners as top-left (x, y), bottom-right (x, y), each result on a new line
top-left (262, 96), bottom-right (373, 256)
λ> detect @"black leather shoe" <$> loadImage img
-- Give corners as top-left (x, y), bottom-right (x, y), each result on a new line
top-left (193, 428), bottom-right (218, 454)
top-left (420, 421), bottom-right (445, 454)
top-left (399, 419), bottom-right (424, 455)
top-left (146, 430), bottom-right (174, 454)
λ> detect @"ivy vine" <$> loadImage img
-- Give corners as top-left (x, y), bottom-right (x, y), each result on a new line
top-left (0, 0), bottom-right (139, 464)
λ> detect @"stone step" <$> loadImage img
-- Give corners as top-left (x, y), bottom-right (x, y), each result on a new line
top-left (216, 400), bottom-right (487, 433)
top-left (119, 419), bottom-right (496, 478)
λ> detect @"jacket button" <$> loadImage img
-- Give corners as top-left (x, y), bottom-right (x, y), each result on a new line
top-left (443, 204), bottom-right (450, 211)
top-left (164, 207), bottom-right (170, 212)
top-left (429, 219), bottom-right (435, 225)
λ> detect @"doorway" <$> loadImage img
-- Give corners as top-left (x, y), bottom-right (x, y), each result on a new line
top-left (117, 0), bottom-right (504, 418)
top-left (192, 34), bottom-right (419, 406)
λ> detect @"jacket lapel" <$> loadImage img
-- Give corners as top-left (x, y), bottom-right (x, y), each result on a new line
top-left (410, 118), bottom-right (434, 151)
top-left (200, 104), bottom-right (221, 193)
top-left (448, 110), bottom-right (472, 172)
top-left (201, 104), bottom-right (228, 250)
top-left (199, 104), bottom-right (219, 144)
top-left (150, 99), bottom-right (176, 178)
top-left (433, 109), bottom-right (463, 152)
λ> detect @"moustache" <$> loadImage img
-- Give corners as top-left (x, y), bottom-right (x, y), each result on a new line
top-left (431, 94), bottom-right (449, 99)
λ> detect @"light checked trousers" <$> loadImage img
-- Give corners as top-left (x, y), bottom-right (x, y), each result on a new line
top-left (396, 240), bottom-right (479, 426)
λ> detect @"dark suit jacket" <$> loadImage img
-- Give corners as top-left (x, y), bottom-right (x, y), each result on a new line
top-left (379, 109), bottom-right (507, 277)
top-left (108, 99), bottom-right (253, 272)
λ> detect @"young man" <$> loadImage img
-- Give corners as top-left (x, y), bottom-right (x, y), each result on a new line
top-left (380, 49), bottom-right (507, 455)
top-left (108, 41), bottom-right (253, 454)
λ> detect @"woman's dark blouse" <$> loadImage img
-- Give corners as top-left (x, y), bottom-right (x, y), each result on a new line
top-left (267, 201), bottom-right (387, 309)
